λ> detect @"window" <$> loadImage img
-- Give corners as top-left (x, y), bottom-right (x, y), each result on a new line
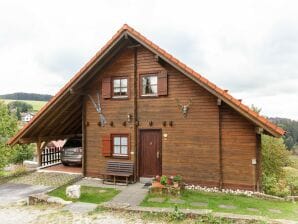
top-left (141, 75), bottom-right (158, 96)
top-left (112, 135), bottom-right (128, 157)
top-left (113, 77), bottom-right (128, 97)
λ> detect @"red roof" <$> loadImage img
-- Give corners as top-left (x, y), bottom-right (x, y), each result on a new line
top-left (8, 24), bottom-right (285, 145)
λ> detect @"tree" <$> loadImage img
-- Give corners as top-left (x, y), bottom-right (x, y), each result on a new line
top-left (0, 101), bottom-right (18, 169)
top-left (0, 101), bottom-right (34, 170)
top-left (7, 101), bottom-right (33, 120)
top-left (261, 134), bottom-right (292, 196)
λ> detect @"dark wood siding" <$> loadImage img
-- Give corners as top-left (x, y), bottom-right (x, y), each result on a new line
top-left (84, 45), bottom-right (258, 189)
top-left (221, 103), bottom-right (257, 190)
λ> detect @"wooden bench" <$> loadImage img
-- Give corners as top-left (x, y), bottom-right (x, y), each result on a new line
top-left (102, 161), bottom-right (134, 185)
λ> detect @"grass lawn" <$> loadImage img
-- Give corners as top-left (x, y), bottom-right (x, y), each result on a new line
top-left (141, 190), bottom-right (298, 221)
top-left (48, 185), bottom-right (120, 204)
top-left (1, 99), bottom-right (47, 111)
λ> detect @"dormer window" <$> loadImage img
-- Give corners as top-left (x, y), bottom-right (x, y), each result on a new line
top-left (112, 77), bottom-right (128, 98)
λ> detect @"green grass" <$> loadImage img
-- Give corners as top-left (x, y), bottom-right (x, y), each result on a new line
top-left (48, 185), bottom-right (120, 204)
top-left (141, 190), bottom-right (298, 221)
top-left (1, 99), bottom-right (47, 111)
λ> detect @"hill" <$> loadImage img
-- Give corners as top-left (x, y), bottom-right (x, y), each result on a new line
top-left (0, 92), bottom-right (52, 101)
top-left (270, 117), bottom-right (298, 150)
top-left (2, 99), bottom-right (47, 111)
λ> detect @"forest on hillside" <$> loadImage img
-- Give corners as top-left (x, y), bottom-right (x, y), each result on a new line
top-left (0, 92), bottom-right (52, 101)
top-left (270, 117), bottom-right (298, 150)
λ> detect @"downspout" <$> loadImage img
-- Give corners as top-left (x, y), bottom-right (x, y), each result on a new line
top-left (82, 95), bottom-right (86, 176)
top-left (133, 46), bottom-right (138, 182)
top-left (218, 100), bottom-right (223, 189)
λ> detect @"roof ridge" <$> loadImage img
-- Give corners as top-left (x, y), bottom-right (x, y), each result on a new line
top-left (8, 24), bottom-right (284, 145)
top-left (123, 24), bottom-right (285, 136)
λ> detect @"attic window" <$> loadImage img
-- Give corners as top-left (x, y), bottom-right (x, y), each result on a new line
top-left (141, 75), bottom-right (158, 96)
top-left (113, 77), bottom-right (128, 98)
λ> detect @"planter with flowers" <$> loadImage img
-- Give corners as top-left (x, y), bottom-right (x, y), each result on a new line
top-left (150, 174), bottom-right (183, 195)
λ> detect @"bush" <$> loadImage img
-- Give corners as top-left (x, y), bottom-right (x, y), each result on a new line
top-left (10, 144), bottom-right (35, 164)
top-left (160, 175), bottom-right (168, 185)
top-left (261, 135), bottom-right (292, 196)
top-left (284, 167), bottom-right (298, 195)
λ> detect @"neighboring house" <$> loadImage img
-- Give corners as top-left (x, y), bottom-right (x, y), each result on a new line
top-left (21, 112), bottom-right (35, 122)
top-left (8, 25), bottom-right (285, 191)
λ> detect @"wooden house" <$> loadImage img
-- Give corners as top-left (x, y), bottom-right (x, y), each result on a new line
top-left (8, 25), bottom-right (285, 191)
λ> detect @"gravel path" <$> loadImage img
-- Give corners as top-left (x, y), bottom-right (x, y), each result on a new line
top-left (0, 204), bottom-right (164, 224)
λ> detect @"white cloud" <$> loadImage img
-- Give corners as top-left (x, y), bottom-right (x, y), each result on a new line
top-left (0, 0), bottom-right (298, 119)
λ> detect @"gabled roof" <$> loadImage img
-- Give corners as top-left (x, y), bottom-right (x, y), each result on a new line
top-left (8, 24), bottom-right (285, 145)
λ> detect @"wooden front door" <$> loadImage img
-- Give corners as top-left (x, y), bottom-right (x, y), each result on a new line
top-left (139, 129), bottom-right (162, 177)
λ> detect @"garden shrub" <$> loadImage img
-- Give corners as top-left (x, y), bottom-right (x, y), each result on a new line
top-left (261, 134), bottom-right (292, 196)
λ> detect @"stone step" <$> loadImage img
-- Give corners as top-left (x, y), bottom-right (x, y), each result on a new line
top-left (139, 177), bottom-right (153, 184)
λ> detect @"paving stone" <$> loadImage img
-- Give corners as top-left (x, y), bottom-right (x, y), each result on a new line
top-left (8, 171), bottom-right (82, 187)
top-left (268, 208), bottom-right (282, 214)
top-left (111, 183), bottom-right (148, 206)
top-left (190, 202), bottom-right (208, 207)
top-left (247, 208), bottom-right (259, 212)
top-left (148, 197), bottom-right (165, 203)
top-left (169, 198), bottom-right (185, 204)
top-left (64, 202), bottom-right (97, 213)
top-left (219, 204), bottom-right (237, 209)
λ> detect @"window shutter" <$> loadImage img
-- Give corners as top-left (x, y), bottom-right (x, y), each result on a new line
top-left (102, 135), bottom-right (111, 157)
top-left (102, 77), bottom-right (111, 99)
top-left (158, 71), bottom-right (168, 96)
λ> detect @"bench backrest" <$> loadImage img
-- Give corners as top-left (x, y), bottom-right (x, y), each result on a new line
top-left (106, 161), bottom-right (134, 174)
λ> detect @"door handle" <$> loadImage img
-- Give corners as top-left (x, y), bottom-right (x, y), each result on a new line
top-left (157, 151), bottom-right (160, 159)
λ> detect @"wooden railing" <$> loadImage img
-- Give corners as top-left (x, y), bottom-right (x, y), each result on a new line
top-left (41, 147), bottom-right (61, 166)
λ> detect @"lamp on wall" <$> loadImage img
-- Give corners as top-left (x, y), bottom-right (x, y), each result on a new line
top-left (127, 114), bottom-right (132, 123)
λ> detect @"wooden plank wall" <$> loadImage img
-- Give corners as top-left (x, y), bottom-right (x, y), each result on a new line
top-left (221, 103), bottom-right (257, 190)
top-left (84, 45), bottom-right (259, 189)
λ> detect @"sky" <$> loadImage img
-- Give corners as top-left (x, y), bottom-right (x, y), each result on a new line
top-left (0, 0), bottom-right (298, 120)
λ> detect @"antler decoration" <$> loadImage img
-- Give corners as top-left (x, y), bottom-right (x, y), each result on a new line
top-left (176, 98), bottom-right (192, 118)
top-left (88, 91), bottom-right (107, 127)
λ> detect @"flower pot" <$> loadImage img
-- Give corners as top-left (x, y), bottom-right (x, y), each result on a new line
top-left (173, 182), bottom-right (179, 188)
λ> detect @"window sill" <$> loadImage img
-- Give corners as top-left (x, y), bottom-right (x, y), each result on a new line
top-left (112, 96), bottom-right (129, 100)
top-left (112, 154), bottom-right (129, 159)
top-left (140, 94), bottom-right (158, 98)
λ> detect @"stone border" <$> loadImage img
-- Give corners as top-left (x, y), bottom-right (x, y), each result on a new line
top-left (185, 184), bottom-right (287, 201)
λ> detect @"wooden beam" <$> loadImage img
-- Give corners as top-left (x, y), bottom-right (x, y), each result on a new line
top-left (45, 103), bottom-right (82, 137)
top-left (19, 134), bottom-right (82, 144)
top-left (217, 98), bottom-right (222, 106)
top-left (54, 109), bottom-right (82, 136)
top-left (255, 127), bottom-right (264, 134)
top-left (28, 95), bottom-right (79, 137)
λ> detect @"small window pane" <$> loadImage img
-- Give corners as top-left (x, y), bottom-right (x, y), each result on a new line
top-left (114, 146), bottom-right (120, 154)
top-left (142, 75), bottom-right (158, 95)
top-left (113, 79), bottom-right (120, 87)
top-left (114, 137), bottom-right (120, 145)
top-left (121, 79), bottom-right (127, 87)
top-left (150, 76), bottom-right (157, 85)
top-left (151, 85), bottom-right (157, 94)
top-left (121, 146), bottom-right (128, 155)
top-left (121, 88), bottom-right (127, 95)
top-left (121, 137), bottom-right (128, 145)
